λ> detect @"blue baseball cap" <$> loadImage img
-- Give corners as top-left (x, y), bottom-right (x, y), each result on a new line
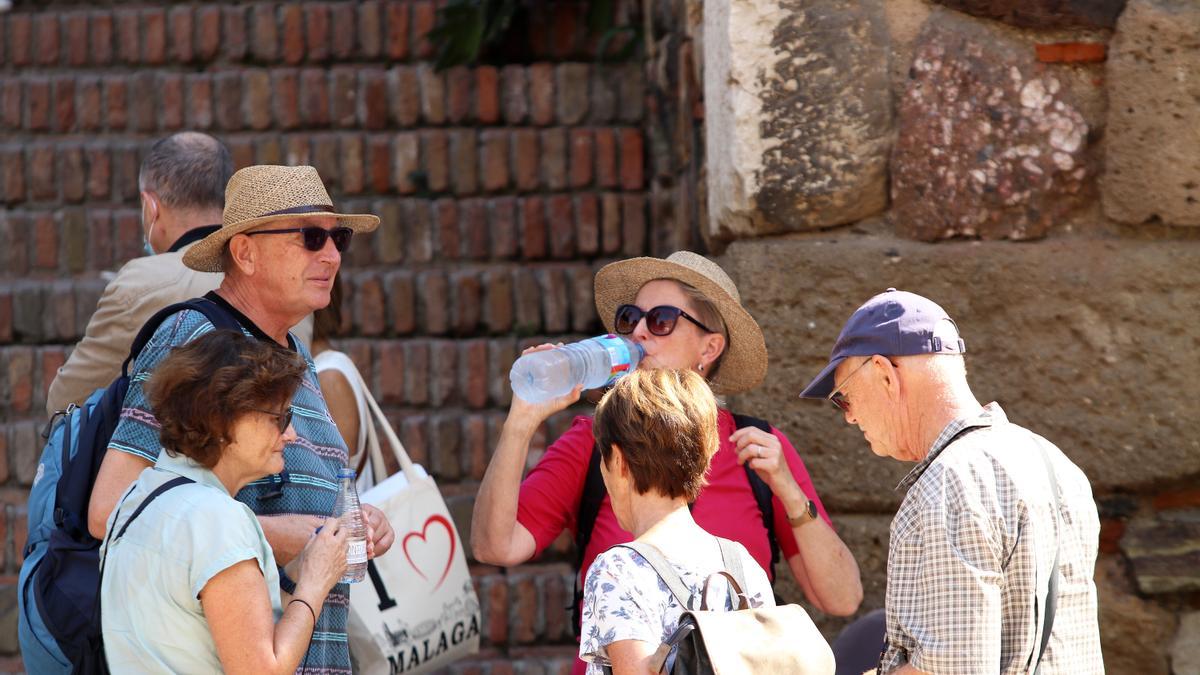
top-left (799, 289), bottom-right (966, 399)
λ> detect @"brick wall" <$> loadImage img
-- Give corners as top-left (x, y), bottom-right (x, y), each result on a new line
top-left (0, 1), bottom-right (677, 671)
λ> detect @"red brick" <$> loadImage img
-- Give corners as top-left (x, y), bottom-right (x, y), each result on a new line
top-left (359, 1), bottom-right (383, 58)
top-left (251, 3), bottom-right (279, 62)
top-left (86, 210), bottom-right (113, 270)
top-left (575, 194), bottom-right (599, 256)
top-left (222, 6), bottom-right (248, 61)
top-left (0, 290), bottom-right (12, 343)
top-left (418, 64), bottom-right (445, 125)
top-left (85, 145), bottom-right (110, 201)
top-left (114, 209), bottom-right (142, 262)
top-left (434, 198), bottom-right (459, 259)
top-left (1152, 488), bottom-right (1200, 510)
top-left (510, 574), bottom-right (538, 644)
top-left (450, 130), bottom-right (478, 196)
top-left (547, 195), bottom-right (574, 259)
top-left (7, 346), bottom-right (34, 414)
top-left (422, 130), bottom-right (449, 193)
top-left (569, 262), bottom-right (597, 333)
top-left (341, 135), bottom-right (365, 195)
top-left (215, 72), bottom-right (242, 130)
top-left (412, 1), bottom-right (435, 59)
top-left (418, 271), bottom-right (449, 335)
top-left (475, 66), bottom-right (500, 125)
top-left (195, 6), bottom-right (221, 61)
top-left (309, 134), bottom-right (339, 189)
top-left (2, 212), bottom-right (30, 272)
top-left (459, 198), bottom-right (487, 259)
top-left (519, 197), bottom-right (547, 260)
top-left (621, 193), bottom-right (646, 255)
top-left (452, 271), bottom-right (483, 335)
top-left (285, 135), bottom-right (311, 166)
top-left (300, 69), bottom-right (329, 127)
top-left (30, 146), bottom-right (56, 202)
top-left (104, 77), bottom-right (127, 130)
top-left (243, 70), bottom-right (271, 131)
top-left (387, 270), bottom-right (416, 334)
top-left (540, 128), bottom-right (567, 191)
top-left (35, 15), bottom-right (59, 66)
top-left (115, 10), bottom-right (139, 64)
top-left (76, 78), bottom-right (101, 132)
top-left (159, 74), bottom-right (184, 131)
top-left (129, 72), bottom-right (157, 133)
top-left (620, 129), bottom-right (644, 190)
top-left (376, 341), bottom-right (405, 404)
top-left (331, 67), bottom-right (357, 128)
top-left (279, 4), bottom-right (304, 65)
top-left (529, 63), bottom-right (555, 126)
top-left (169, 7), bottom-right (194, 63)
top-left (500, 65), bottom-right (528, 124)
top-left (401, 413), bottom-right (429, 465)
top-left (330, 3), bottom-right (356, 60)
top-left (462, 413), bottom-right (488, 477)
top-left (304, 4), bottom-right (330, 62)
top-left (1, 148), bottom-right (25, 204)
top-left (142, 8), bottom-right (167, 64)
top-left (594, 128), bottom-right (617, 188)
top-left (389, 66), bottom-right (420, 127)
top-left (255, 135), bottom-right (284, 165)
top-left (354, 273), bottom-right (386, 337)
top-left (186, 74), bottom-right (213, 130)
top-left (33, 213), bottom-right (58, 269)
top-left (64, 13), bottom-right (89, 67)
top-left (266, 70), bottom-right (298, 130)
top-left (229, 137), bottom-right (255, 172)
top-left (489, 197), bottom-right (518, 259)
top-left (512, 130), bottom-right (539, 193)
top-left (550, 3), bottom-right (582, 59)
top-left (52, 78), bottom-right (75, 133)
top-left (60, 145), bottom-right (85, 203)
top-left (1099, 518), bottom-right (1124, 555)
top-left (569, 129), bottom-right (593, 188)
top-left (393, 132), bottom-right (419, 194)
top-left (49, 280), bottom-right (76, 342)
top-left (556, 63), bottom-right (589, 124)
top-left (40, 347), bottom-right (67, 404)
top-left (359, 69), bottom-right (388, 131)
top-left (1, 80), bottom-right (21, 130)
top-left (447, 66), bottom-right (472, 124)
top-left (385, 1), bottom-right (409, 60)
top-left (481, 575), bottom-right (509, 644)
top-left (112, 145), bottom-right (140, 203)
top-left (483, 268), bottom-right (514, 333)
top-left (9, 15), bottom-right (31, 67)
top-left (366, 136), bottom-right (391, 194)
top-left (26, 78), bottom-right (50, 132)
top-left (480, 130), bottom-right (509, 193)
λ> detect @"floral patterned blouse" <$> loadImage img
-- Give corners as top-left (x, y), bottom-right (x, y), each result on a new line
top-left (579, 539), bottom-right (774, 673)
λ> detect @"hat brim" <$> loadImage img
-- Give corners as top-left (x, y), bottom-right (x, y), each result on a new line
top-left (182, 213), bottom-right (380, 272)
top-left (798, 356), bottom-right (848, 400)
top-left (594, 257), bottom-right (768, 395)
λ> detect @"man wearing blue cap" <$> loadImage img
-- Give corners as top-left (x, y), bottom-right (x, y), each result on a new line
top-left (801, 289), bottom-right (1102, 675)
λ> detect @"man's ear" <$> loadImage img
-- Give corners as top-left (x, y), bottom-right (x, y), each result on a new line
top-left (878, 356), bottom-right (902, 401)
top-left (226, 234), bottom-right (256, 275)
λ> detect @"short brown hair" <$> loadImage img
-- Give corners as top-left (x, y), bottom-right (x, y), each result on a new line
top-left (593, 368), bottom-right (719, 501)
top-left (146, 330), bottom-right (308, 468)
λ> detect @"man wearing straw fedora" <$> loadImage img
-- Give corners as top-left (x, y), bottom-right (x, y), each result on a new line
top-left (87, 165), bottom-right (396, 672)
top-left (473, 251), bottom-right (862, 674)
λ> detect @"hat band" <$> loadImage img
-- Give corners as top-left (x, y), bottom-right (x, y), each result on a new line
top-left (253, 204), bottom-right (336, 217)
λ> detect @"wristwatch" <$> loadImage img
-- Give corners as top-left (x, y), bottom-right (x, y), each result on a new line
top-left (788, 499), bottom-right (818, 528)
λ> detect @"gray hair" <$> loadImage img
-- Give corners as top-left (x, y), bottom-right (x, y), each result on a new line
top-left (138, 132), bottom-right (233, 211)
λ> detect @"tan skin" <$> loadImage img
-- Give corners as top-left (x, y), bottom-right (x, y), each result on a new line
top-left (313, 344), bottom-right (363, 462)
top-left (88, 221), bottom-right (395, 563)
top-left (190, 409), bottom-right (349, 674)
top-left (471, 279), bottom-right (862, 616)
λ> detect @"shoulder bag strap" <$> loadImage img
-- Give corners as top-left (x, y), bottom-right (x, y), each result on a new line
top-left (1031, 439), bottom-right (1063, 673)
top-left (731, 413), bottom-right (781, 581)
top-left (615, 542), bottom-right (694, 609)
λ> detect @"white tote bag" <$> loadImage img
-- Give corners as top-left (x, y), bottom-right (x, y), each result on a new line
top-left (346, 372), bottom-right (480, 674)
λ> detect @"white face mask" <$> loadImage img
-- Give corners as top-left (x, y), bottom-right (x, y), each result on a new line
top-left (141, 195), bottom-right (158, 256)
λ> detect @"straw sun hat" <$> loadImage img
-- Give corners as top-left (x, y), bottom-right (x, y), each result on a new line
top-left (594, 251), bottom-right (768, 395)
top-left (183, 165), bottom-right (380, 272)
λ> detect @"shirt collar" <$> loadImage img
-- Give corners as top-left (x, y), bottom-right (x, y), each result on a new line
top-left (896, 402), bottom-right (1008, 492)
top-left (155, 449), bottom-right (231, 496)
top-left (203, 291), bottom-right (297, 352)
top-left (167, 225), bottom-right (221, 253)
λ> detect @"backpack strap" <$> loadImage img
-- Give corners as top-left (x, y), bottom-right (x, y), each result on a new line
top-left (715, 537), bottom-right (749, 600)
top-left (730, 413), bottom-right (781, 582)
top-left (1030, 438), bottom-right (1063, 674)
top-left (570, 448), bottom-right (608, 636)
top-left (615, 542), bottom-right (695, 609)
top-left (120, 297), bottom-right (244, 376)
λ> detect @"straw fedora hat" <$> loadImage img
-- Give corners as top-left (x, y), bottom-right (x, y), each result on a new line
top-left (593, 251), bottom-right (768, 394)
top-left (183, 165), bottom-right (380, 272)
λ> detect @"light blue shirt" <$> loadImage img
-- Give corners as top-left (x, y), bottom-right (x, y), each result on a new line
top-left (100, 450), bottom-right (282, 673)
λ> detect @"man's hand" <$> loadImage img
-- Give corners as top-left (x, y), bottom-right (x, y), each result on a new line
top-left (259, 514), bottom-right (327, 566)
top-left (362, 503), bottom-right (395, 559)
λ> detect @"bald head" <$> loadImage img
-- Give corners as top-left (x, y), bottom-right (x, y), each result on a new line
top-left (139, 132), bottom-right (233, 212)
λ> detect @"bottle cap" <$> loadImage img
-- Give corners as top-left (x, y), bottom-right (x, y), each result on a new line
top-left (337, 468), bottom-right (357, 479)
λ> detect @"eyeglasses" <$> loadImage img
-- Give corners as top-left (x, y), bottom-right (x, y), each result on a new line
top-left (250, 406), bottom-right (294, 434)
top-left (828, 358), bottom-right (875, 413)
top-left (244, 226), bottom-right (354, 252)
top-left (614, 304), bottom-right (716, 337)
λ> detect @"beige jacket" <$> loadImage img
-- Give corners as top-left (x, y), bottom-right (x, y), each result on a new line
top-left (46, 244), bottom-right (314, 415)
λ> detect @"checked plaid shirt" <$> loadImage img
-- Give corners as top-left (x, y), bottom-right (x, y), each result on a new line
top-left (880, 403), bottom-right (1103, 674)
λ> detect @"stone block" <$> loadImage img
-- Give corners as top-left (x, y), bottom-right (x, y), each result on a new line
top-left (930, 0), bottom-right (1125, 29)
top-left (1171, 611), bottom-right (1200, 675)
top-left (891, 10), bottom-right (1091, 241)
top-left (723, 233), bottom-right (1200, 510)
top-left (1102, 0), bottom-right (1200, 227)
top-left (706, 0), bottom-right (891, 239)
top-left (1121, 508), bottom-right (1200, 594)
top-left (1095, 555), bottom-right (1174, 675)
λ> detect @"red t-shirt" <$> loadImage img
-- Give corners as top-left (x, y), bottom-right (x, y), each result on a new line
top-left (516, 409), bottom-right (832, 671)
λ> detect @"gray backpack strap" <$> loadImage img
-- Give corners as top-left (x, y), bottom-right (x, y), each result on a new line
top-left (1031, 437), bottom-right (1063, 674)
top-left (616, 542), bottom-right (694, 609)
top-left (716, 537), bottom-right (749, 597)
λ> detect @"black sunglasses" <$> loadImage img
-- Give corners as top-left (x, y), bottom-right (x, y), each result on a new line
top-left (251, 406), bottom-right (294, 434)
top-left (245, 226), bottom-right (354, 252)
top-left (614, 304), bottom-right (716, 337)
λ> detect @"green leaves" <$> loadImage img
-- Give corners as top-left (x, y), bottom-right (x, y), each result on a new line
top-left (428, 0), bottom-right (519, 70)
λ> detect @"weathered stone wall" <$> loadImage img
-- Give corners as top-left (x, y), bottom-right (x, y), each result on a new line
top-left (702, 0), bottom-right (1200, 670)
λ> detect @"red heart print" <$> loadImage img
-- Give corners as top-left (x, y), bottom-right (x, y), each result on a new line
top-left (401, 514), bottom-right (457, 590)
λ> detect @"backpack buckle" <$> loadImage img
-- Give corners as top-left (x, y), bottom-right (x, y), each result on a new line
top-left (53, 506), bottom-right (66, 529)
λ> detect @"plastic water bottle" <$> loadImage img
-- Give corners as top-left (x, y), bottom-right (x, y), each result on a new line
top-left (332, 468), bottom-right (368, 583)
top-left (509, 334), bottom-right (644, 403)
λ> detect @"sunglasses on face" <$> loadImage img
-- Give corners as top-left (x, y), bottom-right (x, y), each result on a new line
top-left (251, 406), bottom-right (294, 434)
top-left (613, 304), bottom-right (716, 337)
top-left (828, 357), bottom-right (899, 413)
top-left (245, 226), bottom-right (354, 252)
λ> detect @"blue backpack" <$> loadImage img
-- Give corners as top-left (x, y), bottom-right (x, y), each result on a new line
top-left (18, 298), bottom-right (240, 673)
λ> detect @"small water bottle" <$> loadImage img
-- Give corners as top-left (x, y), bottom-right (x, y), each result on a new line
top-left (509, 334), bottom-right (644, 403)
top-left (332, 468), bottom-right (368, 583)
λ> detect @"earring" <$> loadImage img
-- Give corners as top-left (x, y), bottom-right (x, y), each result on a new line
top-left (697, 363), bottom-right (705, 372)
